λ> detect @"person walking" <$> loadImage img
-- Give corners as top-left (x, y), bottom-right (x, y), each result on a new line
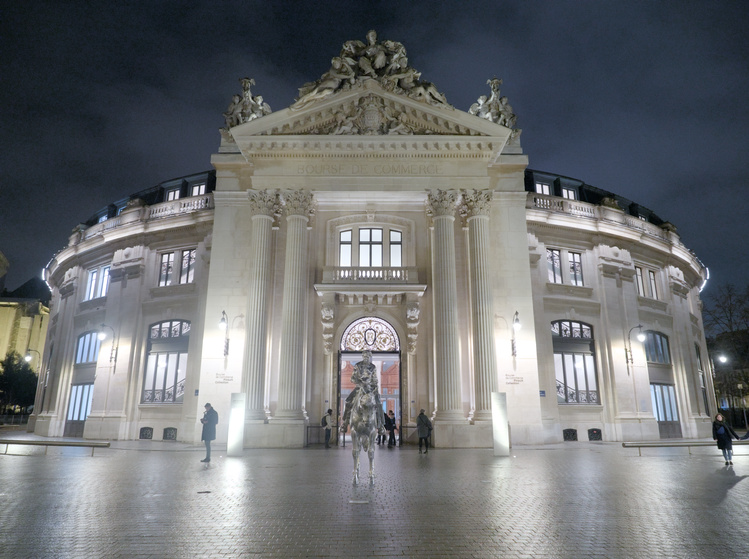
top-left (323, 408), bottom-right (334, 448)
top-left (200, 403), bottom-right (219, 463)
top-left (713, 413), bottom-right (739, 465)
top-left (387, 410), bottom-right (398, 447)
top-left (417, 409), bottom-right (432, 454)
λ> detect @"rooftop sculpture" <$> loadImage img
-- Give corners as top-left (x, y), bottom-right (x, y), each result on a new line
top-left (292, 30), bottom-right (451, 110)
top-left (469, 77), bottom-right (521, 140)
top-left (222, 77), bottom-right (272, 130)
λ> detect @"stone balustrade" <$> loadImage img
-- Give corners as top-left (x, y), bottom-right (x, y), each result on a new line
top-left (528, 193), bottom-right (670, 241)
top-left (80, 194), bottom-right (214, 241)
top-left (320, 266), bottom-right (418, 283)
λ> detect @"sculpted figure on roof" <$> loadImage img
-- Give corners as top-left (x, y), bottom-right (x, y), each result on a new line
top-left (292, 30), bottom-right (451, 110)
top-left (469, 77), bottom-right (518, 131)
top-left (222, 78), bottom-right (272, 129)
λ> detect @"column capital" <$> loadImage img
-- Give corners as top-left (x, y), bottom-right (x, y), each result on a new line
top-left (248, 189), bottom-right (281, 218)
top-left (459, 189), bottom-right (493, 219)
top-left (280, 190), bottom-right (316, 219)
top-left (426, 189), bottom-right (460, 218)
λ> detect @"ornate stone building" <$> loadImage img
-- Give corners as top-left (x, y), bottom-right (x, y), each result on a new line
top-left (30, 33), bottom-right (714, 446)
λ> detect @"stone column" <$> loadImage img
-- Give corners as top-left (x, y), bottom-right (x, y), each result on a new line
top-left (426, 190), bottom-right (464, 421)
top-left (243, 190), bottom-right (280, 420)
top-left (461, 190), bottom-right (498, 421)
top-left (275, 190), bottom-right (314, 419)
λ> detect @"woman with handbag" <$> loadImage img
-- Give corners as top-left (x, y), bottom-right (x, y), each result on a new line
top-left (713, 413), bottom-right (740, 465)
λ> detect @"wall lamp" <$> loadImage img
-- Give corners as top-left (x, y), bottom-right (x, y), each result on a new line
top-left (97, 323), bottom-right (118, 364)
top-left (24, 349), bottom-right (41, 370)
top-left (511, 311), bottom-right (521, 357)
top-left (219, 310), bottom-right (229, 356)
top-left (625, 324), bottom-right (646, 375)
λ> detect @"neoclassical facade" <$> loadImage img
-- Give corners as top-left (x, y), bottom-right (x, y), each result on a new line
top-left (30, 33), bottom-right (714, 447)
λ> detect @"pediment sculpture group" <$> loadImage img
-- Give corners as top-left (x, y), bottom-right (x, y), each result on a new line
top-left (222, 30), bottom-right (519, 136)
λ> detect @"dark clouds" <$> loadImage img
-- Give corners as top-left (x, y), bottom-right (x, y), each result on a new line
top-left (1, 1), bottom-right (748, 291)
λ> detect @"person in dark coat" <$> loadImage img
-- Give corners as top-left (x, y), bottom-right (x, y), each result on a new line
top-left (200, 403), bottom-right (219, 463)
top-left (416, 409), bottom-right (432, 454)
top-left (713, 413), bottom-right (739, 465)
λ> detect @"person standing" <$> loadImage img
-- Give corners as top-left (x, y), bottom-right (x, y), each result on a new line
top-left (200, 403), bottom-right (219, 463)
top-left (417, 409), bottom-right (432, 454)
top-left (713, 413), bottom-right (739, 465)
top-left (387, 410), bottom-right (397, 447)
top-left (323, 408), bottom-right (334, 448)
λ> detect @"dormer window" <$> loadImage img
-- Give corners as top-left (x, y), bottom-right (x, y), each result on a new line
top-left (166, 189), bottom-right (180, 201)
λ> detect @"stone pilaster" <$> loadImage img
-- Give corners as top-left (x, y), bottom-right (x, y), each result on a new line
top-left (243, 190), bottom-right (280, 420)
top-left (275, 190), bottom-right (315, 419)
top-left (426, 190), bottom-right (464, 421)
top-left (461, 189), bottom-right (498, 421)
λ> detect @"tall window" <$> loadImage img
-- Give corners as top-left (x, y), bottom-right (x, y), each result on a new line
top-left (547, 249), bottom-right (562, 284)
top-left (389, 230), bottom-right (402, 267)
top-left (142, 320), bottom-right (190, 404)
top-left (75, 332), bottom-right (101, 364)
top-left (337, 226), bottom-right (403, 268)
top-left (635, 266), bottom-right (645, 296)
top-left (696, 344), bottom-right (709, 414)
top-left (648, 270), bottom-right (658, 300)
top-left (179, 249), bottom-right (196, 284)
top-left (339, 230), bottom-right (352, 267)
top-left (158, 249), bottom-right (196, 286)
top-left (552, 320), bottom-right (598, 404)
top-left (84, 265), bottom-right (110, 301)
top-left (359, 228), bottom-right (383, 267)
top-left (535, 183), bottom-right (550, 195)
top-left (569, 252), bottom-right (583, 286)
top-left (635, 265), bottom-right (659, 299)
top-left (644, 331), bottom-right (670, 364)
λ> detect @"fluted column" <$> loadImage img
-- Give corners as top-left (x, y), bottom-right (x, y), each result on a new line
top-left (461, 190), bottom-right (498, 421)
top-left (426, 190), bottom-right (464, 421)
top-left (275, 190), bottom-right (314, 419)
top-left (243, 190), bottom-right (280, 420)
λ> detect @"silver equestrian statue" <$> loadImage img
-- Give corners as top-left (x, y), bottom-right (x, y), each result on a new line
top-left (341, 350), bottom-right (385, 485)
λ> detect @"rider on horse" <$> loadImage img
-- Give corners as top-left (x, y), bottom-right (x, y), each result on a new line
top-left (340, 350), bottom-right (385, 434)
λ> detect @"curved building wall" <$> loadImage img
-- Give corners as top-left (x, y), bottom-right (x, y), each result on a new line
top-left (32, 182), bottom-right (216, 440)
top-left (30, 166), bottom-right (713, 446)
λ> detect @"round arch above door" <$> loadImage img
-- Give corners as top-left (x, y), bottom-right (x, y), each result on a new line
top-left (340, 317), bottom-right (400, 352)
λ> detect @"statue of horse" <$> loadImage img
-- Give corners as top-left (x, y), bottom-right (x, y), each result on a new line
top-left (349, 387), bottom-right (379, 485)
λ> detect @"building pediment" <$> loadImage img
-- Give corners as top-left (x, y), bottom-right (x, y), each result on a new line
top-left (223, 81), bottom-right (513, 160)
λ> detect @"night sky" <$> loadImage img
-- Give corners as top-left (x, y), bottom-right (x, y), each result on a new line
top-left (2, 1), bottom-right (748, 294)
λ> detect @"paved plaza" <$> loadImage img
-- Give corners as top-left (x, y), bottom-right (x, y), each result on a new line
top-left (1, 429), bottom-right (748, 559)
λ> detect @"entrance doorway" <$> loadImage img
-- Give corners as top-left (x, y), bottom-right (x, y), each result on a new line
top-left (64, 383), bottom-right (94, 437)
top-left (337, 317), bottom-right (401, 444)
top-left (650, 383), bottom-right (682, 438)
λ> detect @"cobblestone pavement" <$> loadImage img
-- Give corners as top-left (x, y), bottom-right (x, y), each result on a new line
top-left (1, 432), bottom-right (748, 558)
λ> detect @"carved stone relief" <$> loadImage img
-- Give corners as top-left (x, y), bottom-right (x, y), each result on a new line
top-left (292, 30), bottom-right (451, 112)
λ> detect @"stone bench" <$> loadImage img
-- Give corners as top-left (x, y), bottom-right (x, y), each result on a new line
top-left (0, 439), bottom-right (110, 456)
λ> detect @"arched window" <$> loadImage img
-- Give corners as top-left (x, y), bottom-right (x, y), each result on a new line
top-left (644, 331), bottom-right (670, 364)
top-left (551, 320), bottom-right (598, 404)
top-left (341, 317), bottom-right (399, 352)
top-left (75, 332), bottom-right (101, 364)
top-left (142, 320), bottom-right (190, 404)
